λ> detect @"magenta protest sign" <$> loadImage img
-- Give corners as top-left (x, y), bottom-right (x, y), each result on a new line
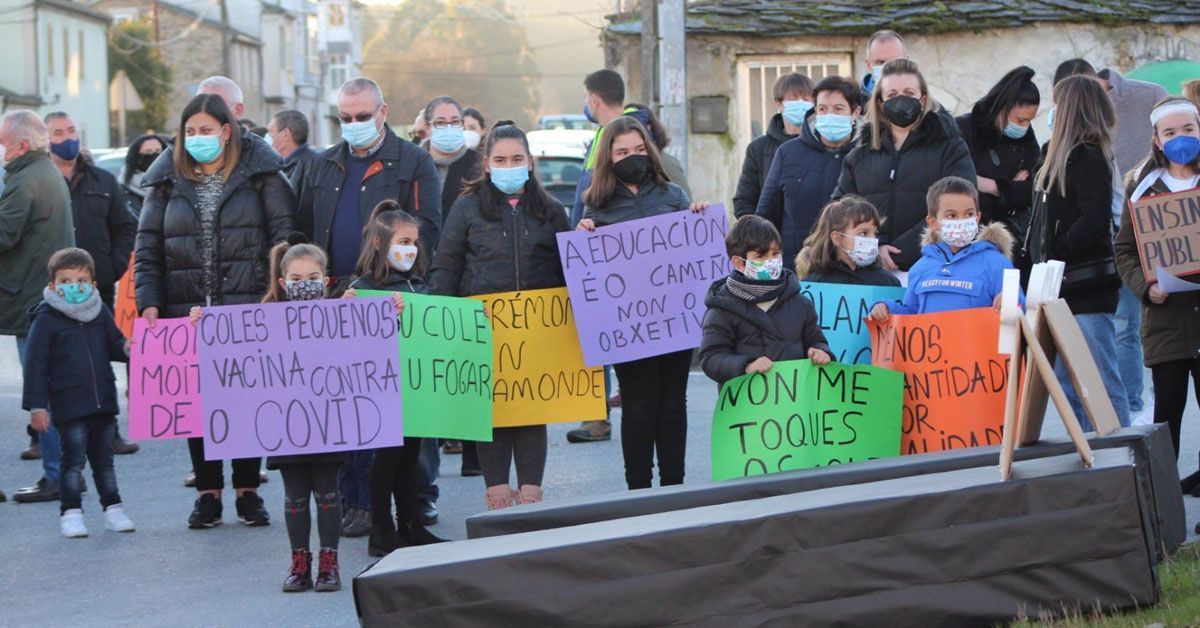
top-left (128, 318), bottom-right (202, 440)
top-left (197, 298), bottom-right (404, 460)
top-left (557, 206), bottom-right (730, 366)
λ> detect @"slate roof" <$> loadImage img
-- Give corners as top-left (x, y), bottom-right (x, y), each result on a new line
top-left (608, 1), bottom-right (1200, 36)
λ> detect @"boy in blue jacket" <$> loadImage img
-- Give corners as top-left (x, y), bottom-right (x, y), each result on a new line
top-left (23, 248), bottom-right (134, 538)
top-left (869, 176), bottom-right (1019, 319)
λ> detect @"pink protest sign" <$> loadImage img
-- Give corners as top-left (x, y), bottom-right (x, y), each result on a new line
top-left (128, 318), bottom-right (203, 440)
top-left (197, 298), bottom-right (404, 460)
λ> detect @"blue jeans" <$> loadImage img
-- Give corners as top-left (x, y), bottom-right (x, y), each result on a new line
top-left (16, 335), bottom-right (61, 485)
top-left (1053, 312), bottom-right (1132, 432)
top-left (339, 450), bottom-right (374, 510)
top-left (59, 414), bottom-right (121, 513)
top-left (1114, 285), bottom-right (1145, 412)
top-left (417, 438), bottom-right (439, 503)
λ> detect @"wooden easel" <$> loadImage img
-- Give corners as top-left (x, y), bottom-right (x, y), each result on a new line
top-left (997, 266), bottom-right (1121, 479)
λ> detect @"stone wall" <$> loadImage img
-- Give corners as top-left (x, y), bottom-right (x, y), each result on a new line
top-left (608, 22), bottom-right (1200, 209)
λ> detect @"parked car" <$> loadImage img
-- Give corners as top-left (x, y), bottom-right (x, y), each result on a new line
top-left (537, 114), bottom-right (596, 131)
top-left (527, 130), bottom-right (592, 209)
top-left (88, 148), bottom-right (128, 179)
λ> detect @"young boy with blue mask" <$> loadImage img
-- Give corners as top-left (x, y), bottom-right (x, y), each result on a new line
top-left (23, 247), bottom-right (134, 538)
top-left (870, 176), bottom-right (1021, 319)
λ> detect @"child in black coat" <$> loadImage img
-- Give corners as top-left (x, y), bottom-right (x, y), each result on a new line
top-left (343, 200), bottom-right (448, 558)
top-left (23, 248), bottom-right (133, 537)
top-left (700, 217), bottom-right (833, 385)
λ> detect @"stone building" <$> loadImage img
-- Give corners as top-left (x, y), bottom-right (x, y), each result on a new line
top-left (604, 0), bottom-right (1200, 208)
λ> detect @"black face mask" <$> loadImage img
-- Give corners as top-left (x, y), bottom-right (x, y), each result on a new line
top-left (612, 154), bottom-right (650, 185)
top-left (135, 152), bottom-right (161, 173)
top-left (882, 96), bottom-right (923, 128)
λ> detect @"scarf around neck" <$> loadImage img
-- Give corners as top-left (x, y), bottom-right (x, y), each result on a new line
top-left (42, 286), bottom-right (103, 322)
top-left (725, 272), bottom-right (787, 304)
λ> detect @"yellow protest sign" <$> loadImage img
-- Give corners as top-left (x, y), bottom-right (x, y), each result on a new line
top-left (470, 288), bottom-right (606, 427)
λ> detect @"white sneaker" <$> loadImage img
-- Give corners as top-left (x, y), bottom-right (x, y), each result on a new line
top-left (61, 509), bottom-right (88, 538)
top-left (104, 504), bottom-right (136, 533)
top-left (1131, 396), bottom-right (1156, 427)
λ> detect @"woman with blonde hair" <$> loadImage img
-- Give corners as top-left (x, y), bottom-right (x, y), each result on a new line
top-left (1026, 75), bottom-right (1129, 430)
top-left (833, 58), bottom-right (975, 272)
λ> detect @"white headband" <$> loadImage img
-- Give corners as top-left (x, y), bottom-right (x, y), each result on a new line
top-left (1150, 101), bottom-right (1199, 126)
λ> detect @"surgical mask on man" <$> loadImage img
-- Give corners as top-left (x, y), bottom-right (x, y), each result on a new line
top-left (341, 112), bottom-right (380, 148)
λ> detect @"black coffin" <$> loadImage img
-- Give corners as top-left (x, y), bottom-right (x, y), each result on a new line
top-left (466, 425), bottom-right (1185, 558)
top-left (355, 449), bottom-right (1158, 628)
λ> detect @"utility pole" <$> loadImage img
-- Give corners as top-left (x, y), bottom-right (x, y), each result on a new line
top-left (220, 0), bottom-right (232, 78)
top-left (640, 0), bottom-right (657, 105)
top-left (657, 0), bottom-right (686, 171)
top-left (151, 0), bottom-right (160, 50)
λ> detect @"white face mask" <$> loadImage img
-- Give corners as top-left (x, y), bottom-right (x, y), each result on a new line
top-left (838, 233), bottom-right (879, 266)
top-left (388, 244), bottom-right (418, 272)
top-left (0, 143), bottom-right (7, 166)
top-left (463, 130), bottom-right (482, 150)
top-left (938, 217), bottom-right (978, 249)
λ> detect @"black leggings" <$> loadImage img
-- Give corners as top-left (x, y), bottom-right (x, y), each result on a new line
top-left (1151, 358), bottom-right (1200, 460)
top-left (613, 349), bottom-right (692, 490)
top-left (281, 463), bottom-right (342, 550)
top-left (477, 426), bottom-right (547, 487)
top-left (370, 437), bottom-right (422, 528)
top-left (187, 437), bottom-right (261, 491)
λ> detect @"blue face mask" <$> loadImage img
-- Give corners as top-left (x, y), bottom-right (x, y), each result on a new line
top-left (50, 137), bottom-right (81, 161)
top-left (58, 282), bottom-right (93, 305)
top-left (815, 114), bottom-right (854, 143)
top-left (781, 100), bottom-right (813, 126)
top-left (491, 165), bottom-right (529, 194)
top-left (583, 101), bottom-right (598, 124)
top-left (1163, 135), bottom-right (1200, 165)
top-left (341, 114), bottom-right (380, 149)
top-left (1003, 121), bottom-right (1029, 140)
top-left (430, 125), bottom-right (465, 153)
top-left (1046, 107), bottom-right (1055, 130)
top-left (184, 134), bottom-right (222, 164)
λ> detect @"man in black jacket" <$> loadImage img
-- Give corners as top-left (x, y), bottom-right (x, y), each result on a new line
top-left (267, 109), bottom-right (320, 187)
top-left (44, 112), bottom-right (136, 310)
top-left (43, 111), bottom-right (140, 459)
top-left (295, 77), bottom-right (441, 280)
top-left (732, 73), bottom-right (814, 218)
top-left (860, 30), bottom-right (906, 104)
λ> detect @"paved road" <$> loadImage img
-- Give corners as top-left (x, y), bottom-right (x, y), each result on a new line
top-left (0, 338), bottom-right (1196, 627)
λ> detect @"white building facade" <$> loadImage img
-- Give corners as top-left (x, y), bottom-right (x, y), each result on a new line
top-left (0, 0), bottom-right (111, 147)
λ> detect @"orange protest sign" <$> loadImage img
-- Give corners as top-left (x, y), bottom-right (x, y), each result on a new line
top-left (1130, 187), bottom-right (1200, 282)
top-left (115, 253), bottom-right (137, 339)
top-left (868, 308), bottom-right (1010, 455)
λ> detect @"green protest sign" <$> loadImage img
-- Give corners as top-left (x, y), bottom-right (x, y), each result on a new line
top-left (358, 290), bottom-right (493, 441)
top-left (711, 360), bottom-right (903, 481)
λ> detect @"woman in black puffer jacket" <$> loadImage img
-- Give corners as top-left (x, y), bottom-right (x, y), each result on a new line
top-left (429, 121), bottom-right (569, 511)
top-left (134, 94), bottom-right (295, 530)
top-left (833, 58), bottom-right (976, 272)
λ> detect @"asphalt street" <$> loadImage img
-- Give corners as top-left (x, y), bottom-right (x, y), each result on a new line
top-left (0, 338), bottom-right (1196, 627)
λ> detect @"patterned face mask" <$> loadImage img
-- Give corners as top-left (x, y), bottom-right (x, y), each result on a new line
top-left (938, 217), bottom-right (978, 249)
top-left (284, 279), bottom-right (325, 301)
top-left (741, 256), bottom-right (784, 281)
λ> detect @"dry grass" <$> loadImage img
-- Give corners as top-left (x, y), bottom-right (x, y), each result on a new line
top-left (1010, 542), bottom-right (1200, 627)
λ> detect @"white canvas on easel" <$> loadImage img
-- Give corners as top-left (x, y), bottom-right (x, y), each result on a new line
top-left (998, 264), bottom-right (1120, 479)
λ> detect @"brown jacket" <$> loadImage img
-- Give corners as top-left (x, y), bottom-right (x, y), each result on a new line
top-left (1114, 173), bottom-right (1200, 367)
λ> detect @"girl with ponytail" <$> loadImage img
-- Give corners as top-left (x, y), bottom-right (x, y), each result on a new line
top-left (343, 200), bottom-right (447, 555)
